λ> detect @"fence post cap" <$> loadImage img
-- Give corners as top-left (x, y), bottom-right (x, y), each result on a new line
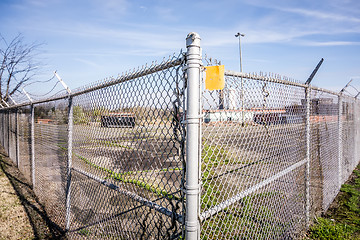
top-left (186, 32), bottom-right (201, 47)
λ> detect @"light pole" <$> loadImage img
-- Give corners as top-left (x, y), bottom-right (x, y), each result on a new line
top-left (235, 32), bottom-right (245, 72)
top-left (235, 32), bottom-right (245, 125)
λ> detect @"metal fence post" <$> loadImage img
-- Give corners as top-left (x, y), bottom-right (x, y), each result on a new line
top-left (2, 113), bottom-right (4, 148)
top-left (185, 32), bottom-right (201, 240)
top-left (31, 104), bottom-right (35, 188)
top-left (1, 112), bottom-right (3, 147)
top-left (15, 109), bottom-right (20, 167)
top-left (305, 86), bottom-right (311, 228)
top-left (338, 95), bottom-right (342, 189)
top-left (7, 111), bottom-right (10, 155)
top-left (1, 111), bottom-right (5, 146)
top-left (65, 96), bottom-right (73, 230)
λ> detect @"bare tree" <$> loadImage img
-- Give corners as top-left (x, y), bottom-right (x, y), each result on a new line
top-left (0, 33), bottom-right (41, 102)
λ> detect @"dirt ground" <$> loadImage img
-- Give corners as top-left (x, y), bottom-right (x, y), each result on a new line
top-left (0, 147), bottom-right (66, 240)
top-left (0, 157), bottom-right (33, 239)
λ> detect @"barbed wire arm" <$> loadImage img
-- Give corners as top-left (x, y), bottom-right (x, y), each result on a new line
top-left (54, 71), bottom-right (71, 94)
top-left (1, 99), bottom-right (9, 107)
top-left (305, 58), bottom-right (324, 85)
top-left (22, 87), bottom-right (33, 103)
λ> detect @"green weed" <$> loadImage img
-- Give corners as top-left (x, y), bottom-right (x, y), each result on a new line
top-left (58, 144), bottom-right (181, 200)
top-left (308, 165), bottom-right (360, 239)
top-left (78, 228), bottom-right (91, 236)
top-left (309, 218), bottom-right (354, 240)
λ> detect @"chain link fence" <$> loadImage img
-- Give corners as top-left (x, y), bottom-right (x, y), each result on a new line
top-left (201, 72), bottom-right (307, 239)
top-left (0, 51), bottom-right (186, 239)
top-left (0, 32), bottom-right (359, 239)
top-left (199, 68), bottom-right (360, 239)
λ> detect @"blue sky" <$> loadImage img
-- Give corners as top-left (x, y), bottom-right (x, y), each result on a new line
top-left (0, 0), bottom-right (359, 99)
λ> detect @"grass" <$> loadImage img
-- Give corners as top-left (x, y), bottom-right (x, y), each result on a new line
top-left (307, 164), bottom-right (360, 240)
top-left (78, 228), bottom-right (91, 236)
top-left (308, 218), bottom-right (354, 240)
top-left (201, 194), bottom-right (290, 239)
top-left (58, 144), bottom-right (182, 200)
top-left (201, 143), bottom-right (291, 239)
top-left (75, 152), bottom-right (181, 200)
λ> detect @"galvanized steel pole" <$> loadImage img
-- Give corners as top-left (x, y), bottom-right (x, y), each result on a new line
top-left (2, 114), bottom-right (4, 147)
top-left (65, 96), bottom-right (73, 230)
top-left (31, 104), bottom-right (35, 188)
top-left (185, 32), bottom-right (201, 240)
top-left (338, 95), bottom-right (343, 189)
top-left (15, 109), bottom-right (19, 167)
top-left (7, 111), bottom-right (10, 155)
top-left (305, 86), bottom-right (311, 228)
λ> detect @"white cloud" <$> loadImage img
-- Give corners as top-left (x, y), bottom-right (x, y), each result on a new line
top-left (276, 7), bottom-right (360, 23)
top-left (74, 58), bottom-right (101, 68)
top-left (154, 7), bottom-right (178, 22)
top-left (91, 0), bottom-right (128, 16)
top-left (302, 41), bottom-right (360, 47)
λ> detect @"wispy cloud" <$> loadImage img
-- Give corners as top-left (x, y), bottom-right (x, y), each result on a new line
top-left (74, 58), bottom-right (101, 68)
top-left (154, 7), bottom-right (178, 22)
top-left (20, 21), bottom-right (185, 51)
top-left (302, 41), bottom-right (360, 47)
top-left (276, 7), bottom-right (360, 23)
top-left (200, 26), bottom-right (328, 47)
top-left (91, 0), bottom-right (128, 17)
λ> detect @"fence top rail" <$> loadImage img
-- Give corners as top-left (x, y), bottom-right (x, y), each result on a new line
top-left (225, 69), bottom-right (342, 97)
top-left (310, 86), bottom-right (341, 97)
top-left (224, 69), bottom-right (308, 88)
top-left (2, 54), bottom-right (184, 110)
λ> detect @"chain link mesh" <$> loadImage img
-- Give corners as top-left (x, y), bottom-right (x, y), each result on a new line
top-left (309, 90), bottom-right (339, 211)
top-left (8, 111), bottom-right (17, 163)
top-left (201, 73), bottom-right (307, 239)
top-left (342, 96), bottom-right (357, 184)
top-left (18, 106), bottom-right (32, 183)
top-left (33, 99), bottom-right (69, 229)
top-left (67, 54), bottom-right (185, 239)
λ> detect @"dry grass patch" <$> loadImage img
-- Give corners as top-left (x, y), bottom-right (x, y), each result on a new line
top-left (0, 159), bottom-right (34, 239)
top-left (0, 149), bottom-right (66, 240)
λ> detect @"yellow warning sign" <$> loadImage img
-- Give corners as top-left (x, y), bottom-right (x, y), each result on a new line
top-left (205, 65), bottom-right (225, 90)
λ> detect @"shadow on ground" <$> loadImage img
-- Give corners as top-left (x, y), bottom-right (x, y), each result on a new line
top-left (0, 148), bottom-right (67, 240)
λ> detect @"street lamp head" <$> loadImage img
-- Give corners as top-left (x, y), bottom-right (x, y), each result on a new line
top-left (235, 32), bottom-right (245, 37)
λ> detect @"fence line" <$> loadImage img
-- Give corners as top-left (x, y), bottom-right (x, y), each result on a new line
top-left (0, 32), bottom-right (359, 239)
top-left (201, 60), bottom-right (359, 238)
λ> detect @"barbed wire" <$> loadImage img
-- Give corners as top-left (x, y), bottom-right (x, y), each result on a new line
top-left (348, 84), bottom-right (359, 94)
top-left (343, 89), bottom-right (354, 97)
top-left (44, 88), bottom-right (67, 100)
top-left (23, 73), bottom-right (56, 88)
top-left (27, 80), bottom-right (61, 97)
